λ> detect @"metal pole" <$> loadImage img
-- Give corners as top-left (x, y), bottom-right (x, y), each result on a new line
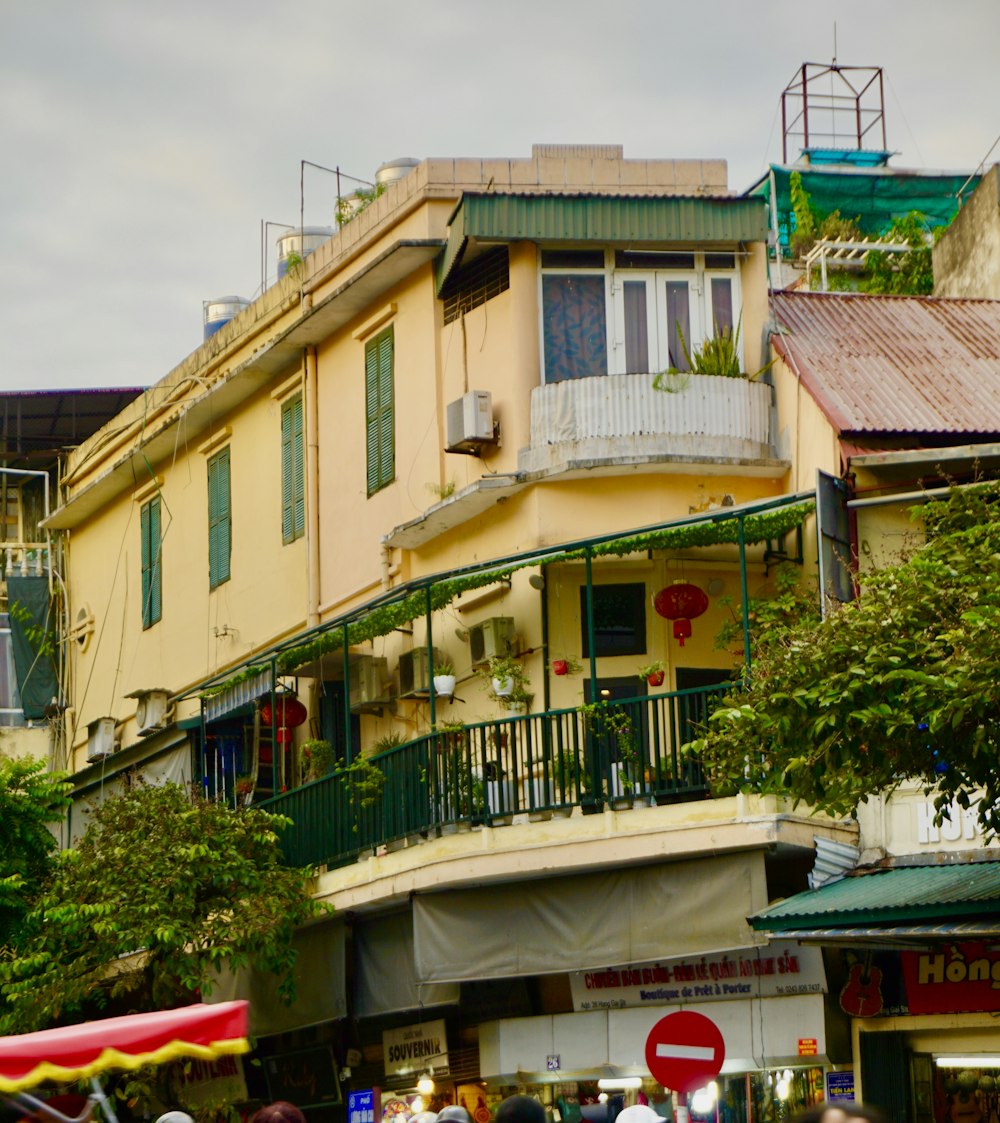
top-left (738, 516), bottom-right (752, 670)
top-left (584, 548), bottom-right (597, 695)
top-left (342, 623), bottom-right (352, 764)
top-left (426, 586), bottom-right (436, 729)
top-left (539, 567), bottom-right (550, 713)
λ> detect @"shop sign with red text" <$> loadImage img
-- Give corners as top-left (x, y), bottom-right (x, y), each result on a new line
top-left (569, 943), bottom-right (826, 1011)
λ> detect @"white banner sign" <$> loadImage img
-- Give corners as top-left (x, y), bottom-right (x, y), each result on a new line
top-left (383, 1018), bottom-right (449, 1077)
top-left (569, 944), bottom-right (826, 1012)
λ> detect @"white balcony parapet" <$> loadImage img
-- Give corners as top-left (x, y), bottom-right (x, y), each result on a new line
top-left (518, 373), bottom-right (783, 476)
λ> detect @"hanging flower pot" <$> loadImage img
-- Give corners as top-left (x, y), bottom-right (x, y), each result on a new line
top-left (654, 583), bottom-right (709, 647)
top-left (638, 661), bottom-right (666, 688)
top-left (433, 674), bottom-right (456, 697)
top-left (492, 676), bottom-right (514, 698)
top-left (647, 670), bottom-right (665, 686)
top-left (552, 660), bottom-right (569, 676)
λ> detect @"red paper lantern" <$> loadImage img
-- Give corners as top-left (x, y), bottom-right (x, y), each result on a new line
top-left (654, 583), bottom-right (709, 647)
top-left (259, 695), bottom-right (308, 729)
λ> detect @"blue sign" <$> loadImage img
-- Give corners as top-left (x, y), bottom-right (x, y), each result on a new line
top-left (826, 1072), bottom-right (855, 1102)
top-left (349, 1090), bottom-right (377, 1123)
top-left (546, 1055), bottom-right (561, 1071)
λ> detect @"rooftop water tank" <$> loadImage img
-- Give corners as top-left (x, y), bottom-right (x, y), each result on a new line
top-left (203, 296), bottom-right (250, 342)
top-left (375, 157), bottom-right (420, 187)
top-left (276, 226), bottom-right (334, 278)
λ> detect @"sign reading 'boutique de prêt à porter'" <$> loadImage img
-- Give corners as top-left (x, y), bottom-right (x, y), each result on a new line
top-left (383, 1019), bottom-right (449, 1077)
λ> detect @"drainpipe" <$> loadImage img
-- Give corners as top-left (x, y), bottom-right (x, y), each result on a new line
top-left (426, 587), bottom-right (436, 730)
top-left (305, 347), bottom-right (320, 628)
top-left (738, 516), bottom-right (752, 671)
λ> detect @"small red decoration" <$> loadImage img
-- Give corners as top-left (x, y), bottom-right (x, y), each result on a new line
top-left (654, 583), bottom-right (709, 647)
top-left (553, 659), bottom-right (569, 676)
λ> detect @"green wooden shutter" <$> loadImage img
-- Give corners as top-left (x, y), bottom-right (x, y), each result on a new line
top-left (208, 448), bottom-right (231, 588)
top-left (365, 327), bottom-right (394, 495)
top-left (281, 395), bottom-right (305, 543)
top-left (141, 497), bottom-right (162, 629)
top-left (365, 338), bottom-right (381, 494)
top-left (377, 328), bottom-right (394, 489)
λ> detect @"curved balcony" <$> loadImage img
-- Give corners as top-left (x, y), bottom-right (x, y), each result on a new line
top-left (259, 684), bottom-right (728, 870)
top-left (518, 373), bottom-right (783, 477)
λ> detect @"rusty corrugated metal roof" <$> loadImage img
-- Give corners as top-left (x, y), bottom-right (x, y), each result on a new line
top-left (770, 291), bottom-right (1000, 436)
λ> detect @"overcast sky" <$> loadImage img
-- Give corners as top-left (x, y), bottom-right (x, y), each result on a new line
top-left (2, 0), bottom-right (997, 391)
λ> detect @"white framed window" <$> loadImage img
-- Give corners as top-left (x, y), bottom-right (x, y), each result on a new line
top-left (540, 249), bottom-right (741, 381)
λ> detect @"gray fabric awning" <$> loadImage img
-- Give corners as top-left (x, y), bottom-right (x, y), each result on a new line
top-left (413, 852), bottom-right (767, 984)
top-left (355, 910), bottom-right (460, 1016)
top-left (209, 919), bottom-right (346, 1037)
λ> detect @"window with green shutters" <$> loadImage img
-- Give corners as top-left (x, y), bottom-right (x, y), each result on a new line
top-left (365, 326), bottom-right (394, 495)
top-left (207, 447), bottom-right (231, 589)
top-left (140, 496), bottom-right (162, 629)
top-left (281, 394), bottom-right (305, 543)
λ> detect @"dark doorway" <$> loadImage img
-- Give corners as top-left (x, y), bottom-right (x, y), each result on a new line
top-left (319, 681), bottom-right (360, 765)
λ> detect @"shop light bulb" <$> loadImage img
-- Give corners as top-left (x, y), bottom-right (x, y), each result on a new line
top-left (598, 1094), bottom-right (609, 1104)
top-left (418, 1074), bottom-right (435, 1095)
top-left (598, 1079), bottom-right (643, 1091)
top-left (936, 1057), bottom-right (1000, 1068)
top-left (690, 1085), bottom-right (718, 1115)
top-left (412, 1098), bottom-right (425, 1113)
top-left (775, 1080), bottom-right (791, 1101)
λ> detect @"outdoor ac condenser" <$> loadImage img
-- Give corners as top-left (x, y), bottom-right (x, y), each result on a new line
top-left (445, 390), bottom-right (495, 453)
top-left (398, 647), bottom-right (443, 697)
top-left (349, 657), bottom-right (392, 712)
top-left (86, 716), bottom-right (117, 763)
top-left (468, 617), bottom-right (516, 666)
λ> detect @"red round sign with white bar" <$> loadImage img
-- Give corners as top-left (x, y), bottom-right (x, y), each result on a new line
top-left (644, 1011), bottom-right (725, 1093)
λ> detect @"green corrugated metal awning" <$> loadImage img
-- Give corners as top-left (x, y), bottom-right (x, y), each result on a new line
top-left (437, 192), bottom-right (769, 291)
top-left (753, 863), bottom-right (1000, 932)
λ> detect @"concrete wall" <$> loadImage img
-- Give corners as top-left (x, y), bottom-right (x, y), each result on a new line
top-left (933, 164), bottom-right (1000, 298)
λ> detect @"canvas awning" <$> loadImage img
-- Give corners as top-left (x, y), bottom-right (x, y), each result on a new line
top-left (354, 911), bottom-right (459, 1017)
top-left (208, 920), bottom-right (345, 1037)
top-left (413, 853), bottom-right (767, 984)
top-left (0, 1001), bottom-right (248, 1094)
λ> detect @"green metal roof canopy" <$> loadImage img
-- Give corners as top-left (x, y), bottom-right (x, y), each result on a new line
top-left (753, 863), bottom-right (1000, 933)
top-left (437, 192), bottom-right (770, 291)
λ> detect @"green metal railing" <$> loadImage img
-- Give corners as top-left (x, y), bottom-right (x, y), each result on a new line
top-left (260, 683), bottom-right (730, 869)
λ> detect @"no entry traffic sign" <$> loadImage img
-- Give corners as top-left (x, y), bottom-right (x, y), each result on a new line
top-left (644, 1011), bottom-right (725, 1094)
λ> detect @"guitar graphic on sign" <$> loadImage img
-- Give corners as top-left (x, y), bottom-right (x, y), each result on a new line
top-left (839, 950), bottom-right (884, 1017)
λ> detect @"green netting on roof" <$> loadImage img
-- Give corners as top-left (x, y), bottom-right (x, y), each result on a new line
top-left (753, 165), bottom-right (978, 252)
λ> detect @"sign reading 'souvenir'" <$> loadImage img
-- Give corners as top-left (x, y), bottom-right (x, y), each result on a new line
top-left (383, 1019), bottom-right (450, 1077)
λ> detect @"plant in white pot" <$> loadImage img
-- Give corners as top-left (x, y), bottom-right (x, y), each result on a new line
top-left (433, 658), bottom-right (456, 698)
top-left (481, 654), bottom-right (530, 708)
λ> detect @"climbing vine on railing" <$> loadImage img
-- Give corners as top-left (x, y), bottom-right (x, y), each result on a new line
top-left (200, 501), bottom-right (814, 699)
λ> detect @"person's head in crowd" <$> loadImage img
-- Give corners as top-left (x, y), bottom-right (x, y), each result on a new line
top-left (495, 1096), bottom-right (547, 1123)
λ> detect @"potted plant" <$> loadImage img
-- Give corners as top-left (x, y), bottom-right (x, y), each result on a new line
top-left (638, 660), bottom-right (666, 687)
top-left (482, 655), bottom-right (530, 709)
top-left (551, 656), bottom-right (582, 677)
top-left (299, 738), bottom-right (335, 783)
top-left (341, 754), bottom-right (387, 808)
top-left (583, 701), bottom-right (643, 809)
top-left (433, 659), bottom-right (457, 698)
top-left (374, 730), bottom-right (407, 753)
top-left (234, 774), bottom-right (256, 807)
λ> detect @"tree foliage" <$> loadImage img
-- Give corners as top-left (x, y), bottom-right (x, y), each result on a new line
top-left (0, 756), bottom-right (71, 947)
top-left (692, 483), bottom-right (1000, 834)
top-left (0, 779), bottom-right (324, 1033)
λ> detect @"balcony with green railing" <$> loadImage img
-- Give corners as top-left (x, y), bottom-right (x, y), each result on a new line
top-left (259, 682), bottom-right (729, 869)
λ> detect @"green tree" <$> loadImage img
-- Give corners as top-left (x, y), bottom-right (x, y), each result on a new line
top-left (691, 483), bottom-right (1000, 834)
top-left (0, 756), bottom-right (70, 947)
top-left (0, 779), bottom-right (324, 1033)
top-left (862, 212), bottom-right (936, 295)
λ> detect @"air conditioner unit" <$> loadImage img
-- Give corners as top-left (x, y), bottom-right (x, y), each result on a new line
top-left (468, 617), bottom-right (516, 666)
top-left (127, 688), bottom-right (171, 735)
top-left (86, 716), bottom-right (117, 763)
top-left (446, 390), bottom-right (495, 453)
top-left (398, 647), bottom-right (443, 697)
top-left (349, 656), bottom-right (392, 712)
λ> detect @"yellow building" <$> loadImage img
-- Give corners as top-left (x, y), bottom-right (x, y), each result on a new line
top-left (48, 147), bottom-right (907, 1121)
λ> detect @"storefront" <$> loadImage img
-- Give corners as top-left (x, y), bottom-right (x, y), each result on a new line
top-left (474, 941), bottom-right (845, 1123)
